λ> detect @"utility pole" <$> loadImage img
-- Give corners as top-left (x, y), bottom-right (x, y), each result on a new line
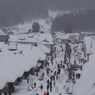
top-left (91, 36), bottom-right (92, 48)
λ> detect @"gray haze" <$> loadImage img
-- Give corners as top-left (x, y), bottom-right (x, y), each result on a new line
top-left (0, 0), bottom-right (95, 27)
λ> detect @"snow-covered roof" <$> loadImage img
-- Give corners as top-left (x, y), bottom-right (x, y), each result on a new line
top-left (62, 34), bottom-right (70, 39)
top-left (35, 33), bottom-right (53, 45)
top-left (0, 30), bottom-right (5, 35)
top-left (8, 34), bottom-right (37, 43)
top-left (8, 33), bottom-right (53, 45)
top-left (56, 32), bottom-right (65, 39)
top-left (0, 42), bottom-right (46, 89)
top-left (17, 44), bottom-right (46, 62)
top-left (32, 46), bottom-right (46, 60)
top-left (56, 33), bottom-right (79, 40)
top-left (17, 44), bottom-right (46, 64)
top-left (0, 52), bottom-right (24, 89)
top-left (7, 30), bottom-right (18, 35)
top-left (37, 43), bottom-right (50, 54)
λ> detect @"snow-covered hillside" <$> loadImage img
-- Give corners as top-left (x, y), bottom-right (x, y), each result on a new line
top-left (5, 10), bottom-right (71, 34)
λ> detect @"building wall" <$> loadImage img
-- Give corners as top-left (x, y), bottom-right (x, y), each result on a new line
top-left (0, 35), bottom-right (9, 42)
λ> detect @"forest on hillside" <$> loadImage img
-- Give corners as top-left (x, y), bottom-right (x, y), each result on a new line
top-left (0, 0), bottom-right (48, 27)
top-left (0, 0), bottom-right (95, 27)
top-left (51, 9), bottom-right (95, 32)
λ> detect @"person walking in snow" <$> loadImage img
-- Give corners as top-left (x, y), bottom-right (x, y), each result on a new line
top-left (47, 84), bottom-right (49, 91)
top-left (53, 75), bottom-right (55, 81)
top-left (76, 73), bottom-right (78, 79)
top-left (47, 91), bottom-right (49, 95)
top-left (80, 65), bottom-right (82, 70)
top-left (69, 54), bottom-right (71, 59)
top-left (49, 81), bottom-right (52, 92)
top-left (50, 76), bottom-right (52, 81)
top-left (50, 81), bottom-right (52, 86)
top-left (44, 92), bottom-right (46, 95)
top-left (58, 68), bottom-right (60, 75)
top-left (63, 64), bottom-right (65, 69)
top-left (47, 79), bottom-right (49, 86)
top-left (52, 61), bottom-right (53, 65)
top-left (77, 73), bottom-right (81, 79)
top-left (74, 60), bottom-right (76, 65)
top-left (50, 85), bottom-right (52, 92)
top-left (73, 80), bottom-right (76, 84)
top-left (54, 71), bottom-right (56, 76)
top-left (61, 60), bottom-right (62, 64)
top-left (57, 64), bottom-right (60, 68)
top-left (72, 72), bottom-right (75, 78)
top-left (48, 62), bottom-right (49, 66)
top-left (87, 53), bottom-right (89, 61)
top-left (56, 74), bottom-right (58, 80)
top-left (64, 60), bottom-right (66, 64)
top-left (83, 59), bottom-right (85, 64)
top-left (45, 60), bottom-right (47, 67)
top-left (53, 80), bottom-right (56, 87)
top-left (62, 48), bottom-right (63, 52)
top-left (47, 70), bottom-right (49, 75)
top-left (40, 85), bottom-right (43, 91)
top-left (60, 64), bottom-right (63, 69)
top-left (51, 59), bottom-right (53, 63)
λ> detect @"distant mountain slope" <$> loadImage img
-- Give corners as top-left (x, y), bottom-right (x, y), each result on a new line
top-left (0, 0), bottom-right (95, 27)
top-left (45, 0), bottom-right (95, 11)
top-left (0, 0), bottom-right (48, 27)
top-left (51, 9), bottom-right (95, 32)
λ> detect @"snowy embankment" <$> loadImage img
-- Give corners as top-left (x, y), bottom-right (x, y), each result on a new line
top-left (73, 54), bottom-right (95, 95)
top-left (73, 37), bottom-right (95, 95)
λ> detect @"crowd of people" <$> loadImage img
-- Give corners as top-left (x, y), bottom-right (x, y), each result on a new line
top-left (29, 41), bottom-right (89, 95)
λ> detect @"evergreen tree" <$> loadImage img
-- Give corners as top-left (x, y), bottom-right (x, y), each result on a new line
top-left (64, 23), bottom-right (72, 33)
top-left (32, 22), bottom-right (40, 32)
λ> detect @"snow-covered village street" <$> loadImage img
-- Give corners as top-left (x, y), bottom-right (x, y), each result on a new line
top-left (0, 11), bottom-right (95, 95)
top-left (0, 23), bottom-right (95, 95)
top-left (1, 1), bottom-right (95, 95)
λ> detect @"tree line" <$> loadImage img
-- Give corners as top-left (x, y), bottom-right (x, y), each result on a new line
top-left (0, 0), bottom-right (48, 27)
top-left (0, 0), bottom-right (95, 28)
top-left (51, 8), bottom-right (95, 32)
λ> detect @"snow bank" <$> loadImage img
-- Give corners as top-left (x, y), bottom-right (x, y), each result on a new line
top-left (73, 54), bottom-right (95, 95)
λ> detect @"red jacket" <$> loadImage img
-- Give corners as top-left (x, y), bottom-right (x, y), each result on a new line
top-left (47, 91), bottom-right (49, 95)
top-left (74, 60), bottom-right (76, 65)
top-left (48, 62), bottom-right (49, 66)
